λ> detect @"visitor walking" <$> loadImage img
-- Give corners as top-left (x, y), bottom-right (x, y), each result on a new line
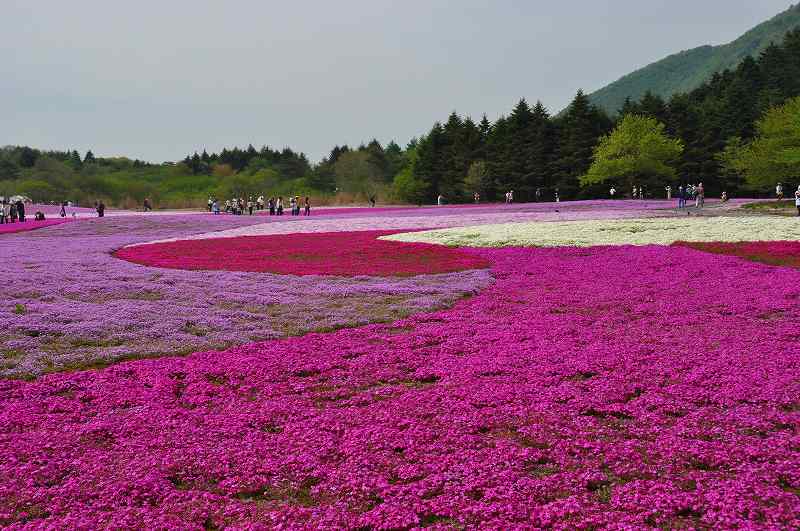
top-left (207, 197), bottom-right (213, 212)
top-left (474, 192), bottom-right (480, 203)
top-left (609, 187), bottom-right (616, 199)
top-left (268, 197), bottom-right (275, 215)
top-left (16, 200), bottom-right (25, 222)
top-left (59, 202), bottom-right (67, 218)
top-left (143, 198), bottom-right (152, 212)
top-left (304, 196), bottom-right (310, 216)
top-left (96, 201), bottom-right (105, 217)
top-left (0, 199), bottom-right (8, 224)
top-left (665, 185), bottom-right (672, 200)
top-left (212, 199), bottom-right (220, 215)
top-left (695, 183), bottom-right (705, 209)
top-left (276, 197), bottom-right (284, 215)
top-left (437, 194), bottom-right (443, 206)
top-left (777, 182), bottom-right (784, 201)
top-left (247, 197), bottom-right (254, 215)
top-left (677, 185), bottom-right (686, 208)
top-left (535, 188), bottom-right (542, 202)
top-left (369, 195), bottom-right (376, 207)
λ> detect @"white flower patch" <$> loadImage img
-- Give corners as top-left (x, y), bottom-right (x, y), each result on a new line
top-left (381, 216), bottom-right (800, 247)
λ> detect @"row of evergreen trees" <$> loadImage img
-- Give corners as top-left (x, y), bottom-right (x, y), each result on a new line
top-left (405, 28), bottom-right (800, 202)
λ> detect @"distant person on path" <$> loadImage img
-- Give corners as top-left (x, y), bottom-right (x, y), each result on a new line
top-left (677, 186), bottom-right (686, 208)
top-left (276, 197), bottom-right (284, 215)
top-left (437, 194), bottom-right (443, 206)
top-left (795, 186), bottom-right (800, 216)
top-left (369, 195), bottom-right (376, 207)
top-left (143, 198), bottom-right (152, 212)
top-left (777, 182), bottom-right (784, 201)
top-left (9, 201), bottom-right (17, 222)
top-left (632, 185), bottom-right (637, 199)
top-left (16, 200), bottom-right (25, 222)
top-left (665, 185), bottom-right (672, 200)
top-left (247, 198), bottom-right (254, 215)
top-left (721, 191), bottom-right (729, 203)
top-left (59, 202), bottom-right (67, 218)
top-left (34, 211), bottom-right (45, 221)
top-left (268, 197), bottom-right (275, 215)
top-left (474, 192), bottom-right (480, 203)
top-left (212, 199), bottom-right (220, 215)
top-left (207, 197), bottom-right (213, 212)
top-left (535, 188), bottom-right (542, 202)
top-left (96, 201), bottom-right (105, 217)
top-left (609, 187), bottom-right (616, 199)
top-left (0, 199), bottom-right (7, 224)
top-left (304, 196), bottom-right (310, 216)
top-left (289, 196), bottom-right (297, 216)
top-left (695, 183), bottom-right (705, 208)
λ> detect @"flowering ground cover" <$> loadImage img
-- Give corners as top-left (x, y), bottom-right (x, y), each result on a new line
top-left (383, 215), bottom-right (800, 247)
top-left (116, 230), bottom-right (490, 277)
top-left (677, 240), bottom-right (800, 270)
top-left (0, 218), bottom-right (72, 235)
top-left (0, 216), bottom-right (489, 378)
top-left (1, 244), bottom-right (798, 528)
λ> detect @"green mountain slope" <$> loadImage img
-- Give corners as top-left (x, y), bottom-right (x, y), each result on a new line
top-left (587, 4), bottom-right (800, 115)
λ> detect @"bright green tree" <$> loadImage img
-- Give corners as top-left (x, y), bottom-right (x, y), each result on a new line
top-left (581, 114), bottom-right (683, 190)
top-left (729, 96), bottom-right (800, 187)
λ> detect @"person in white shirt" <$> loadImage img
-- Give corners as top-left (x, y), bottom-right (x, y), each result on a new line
top-left (795, 185), bottom-right (800, 216)
top-left (777, 183), bottom-right (784, 201)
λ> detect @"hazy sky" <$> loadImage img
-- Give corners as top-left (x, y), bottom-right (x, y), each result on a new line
top-left (1, 0), bottom-right (793, 162)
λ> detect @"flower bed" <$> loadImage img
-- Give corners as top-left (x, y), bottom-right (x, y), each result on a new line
top-left (0, 218), bottom-right (72, 235)
top-left (116, 230), bottom-right (490, 277)
top-left (1, 244), bottom-right (798, 528)
top-left (383, 216), bottom-right (800, 247)
top-left (0, 217), bottom-right (489, 378)
top-left (677, 240), bottom-right (800, 269)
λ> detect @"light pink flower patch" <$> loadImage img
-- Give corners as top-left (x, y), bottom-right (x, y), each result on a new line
top-left (115, 230), bottom-right (490, 277)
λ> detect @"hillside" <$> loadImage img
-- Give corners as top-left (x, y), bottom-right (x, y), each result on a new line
top-left (587, 4), bottom-right (800, 115)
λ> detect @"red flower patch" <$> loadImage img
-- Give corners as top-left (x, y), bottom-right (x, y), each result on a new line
top-left (115, 230), bottom-right (489, 277)
top-left (676, 240), bottom-right (800, 269)
top-left (0, 218), bottom-right (72, 235)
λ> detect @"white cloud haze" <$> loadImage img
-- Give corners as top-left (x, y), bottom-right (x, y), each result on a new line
top-left (1, 0), bottom-right (792, 161)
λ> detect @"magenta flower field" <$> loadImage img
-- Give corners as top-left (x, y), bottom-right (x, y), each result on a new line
top-left (1, 201), bottom-right (798, 529)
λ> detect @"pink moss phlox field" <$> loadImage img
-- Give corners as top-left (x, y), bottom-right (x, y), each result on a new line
top-left (0, 218), bottom-right (72, 235)
top-left (678, 239), bottom-right (800, 270)
top-left (1, 244), bottom-right (798, 528)
top-left (0, 216), bottom-right (489, 378)
top-left (116, 230), bottom-right (490, 277)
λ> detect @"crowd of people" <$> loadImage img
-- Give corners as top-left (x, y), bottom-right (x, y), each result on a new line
top-left (207, 195), bottom-right (311, 216)
top-left (0, 198), bottom-right (27, 224)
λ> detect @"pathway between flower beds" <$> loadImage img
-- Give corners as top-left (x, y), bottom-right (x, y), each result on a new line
top-left (1, 244), bottom-right (798, 528)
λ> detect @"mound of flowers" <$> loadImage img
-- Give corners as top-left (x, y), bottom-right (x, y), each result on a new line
top-left (1, 218), bottom-right (489, 378)
top-left (0, 218), bottom-right (72, 235)
top-left (383, 216), bottom-right (800, 247)
top-left (115, 230), bottom-right (490, 277)
top-left (677, 240), bottom-right (800, 269)
top-left (1, 244), bottom-right (798, 528)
